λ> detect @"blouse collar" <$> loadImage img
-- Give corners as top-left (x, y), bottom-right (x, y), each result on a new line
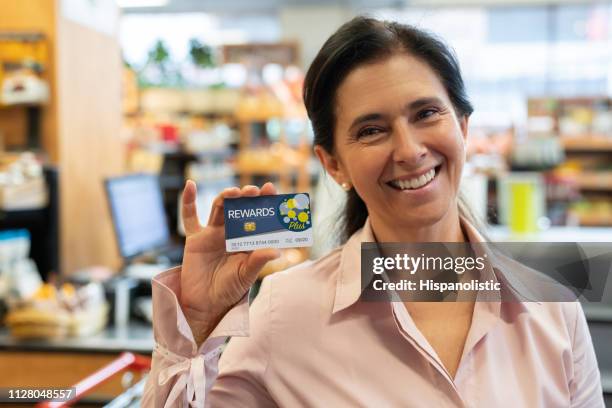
top-left (332, 216), bottom-right (541, 314)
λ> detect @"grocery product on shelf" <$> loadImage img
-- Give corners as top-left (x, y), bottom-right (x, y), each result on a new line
top-left (4, 281), bottom-right (108, 339)
top-left (0, 32), bottom-right (49, 106)
top-left (1, 66), bottom-right (49, 106)
top-left (511, 136), bottom-right (565, 170)
top-left (527, 97), bottom-right (612, 227)
top-left (568, 199), bottom-right (612, 226)
top-left (0, 152), bottom-right (47, 210)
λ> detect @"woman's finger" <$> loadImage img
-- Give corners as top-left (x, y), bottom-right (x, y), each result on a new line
top-left (182, 180), bottom-right (202, 236)
top-left (207, 184), bottom-right (264, 228)
top-left (207, 186), bottom-right (241, 227)
top-left (260, 181), bottom-right (277, 196)
top-left (241, 185), bottom-right (260, 197)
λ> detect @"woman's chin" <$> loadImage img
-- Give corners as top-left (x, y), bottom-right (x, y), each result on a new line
top-left (397, 212), bottom-right (445, 229)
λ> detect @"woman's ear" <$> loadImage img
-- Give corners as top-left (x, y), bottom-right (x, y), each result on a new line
top-left (314, 145), bottom-right (350, 188)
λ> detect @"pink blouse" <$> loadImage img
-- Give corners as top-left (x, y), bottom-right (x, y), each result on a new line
top-left (141, 218), bottom-right (604, 407)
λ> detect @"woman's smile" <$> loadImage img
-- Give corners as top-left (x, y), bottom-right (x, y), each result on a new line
top-left (385, 163), bottom-right (443, 198)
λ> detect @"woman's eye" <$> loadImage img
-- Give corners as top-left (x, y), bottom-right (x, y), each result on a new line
top-left (417, 108), bottom-right (439, 120)
top-left (357, 127), bottom-right (384, 139)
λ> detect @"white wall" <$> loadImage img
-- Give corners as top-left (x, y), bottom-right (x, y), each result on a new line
top-left (279, 4), bottom-right (354, 69)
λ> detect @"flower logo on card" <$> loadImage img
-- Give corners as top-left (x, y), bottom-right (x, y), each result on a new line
top-left (278, 194), bottom-right (311, 231)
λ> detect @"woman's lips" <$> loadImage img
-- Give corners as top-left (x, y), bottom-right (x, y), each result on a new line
top-left (387, 165), bottom-right (442, 191)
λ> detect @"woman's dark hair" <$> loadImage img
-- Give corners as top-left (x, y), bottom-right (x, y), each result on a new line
top-left (303, 16), bottom-right (476, 243)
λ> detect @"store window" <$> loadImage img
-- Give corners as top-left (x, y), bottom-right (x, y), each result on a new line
top-left (120, 12), bottom-right (281, 69)
top-left (375, 3), bottom-right (612, 127)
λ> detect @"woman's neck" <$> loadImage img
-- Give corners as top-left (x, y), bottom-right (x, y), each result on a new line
top-left (369, 206), bottom-right (466, 243)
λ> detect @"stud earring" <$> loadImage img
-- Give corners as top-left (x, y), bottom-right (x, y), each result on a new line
top-left (341, 182), bottom-right (351, 191)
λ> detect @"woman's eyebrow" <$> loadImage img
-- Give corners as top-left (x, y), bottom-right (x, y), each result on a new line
top-left (348, 113), bottom-right (386, 132)
top-left (348, 97), bottom-right (445, 131)
top-left (406, 96), bottom-right (444, 111)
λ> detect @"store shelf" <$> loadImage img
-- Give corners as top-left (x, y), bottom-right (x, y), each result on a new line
top-left (139, 87), bottom-right (241, 115)
top-left (486, 225), bottom-right (612, 242)
top-left (573, 172), bottom-right (612, 191)
top-left (235, 113), bottom-right (307, 123)
top-left (234, 164), bottom-right (312, 174)
top-left (575, 213), bottom-right (612, 227)
top-left (0, 101), bottom-right (46, 109)
top-left (235, 113), bottom-right (283, 123)
top-left (561, 135), bottom-right (612, 152)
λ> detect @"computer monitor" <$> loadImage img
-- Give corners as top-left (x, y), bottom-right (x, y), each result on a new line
top-left (105, 174), bottom-right (170, 260)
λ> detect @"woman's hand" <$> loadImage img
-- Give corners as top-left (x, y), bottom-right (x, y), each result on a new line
top-left (179, 181), bottom-right (281, 345)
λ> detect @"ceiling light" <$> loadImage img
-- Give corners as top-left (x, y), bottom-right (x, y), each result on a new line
top-left (116, 0), bottom-right (169, 8)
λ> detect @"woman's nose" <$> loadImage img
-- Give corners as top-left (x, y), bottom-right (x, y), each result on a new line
top-left (391, 120), bottom-right (427, 165)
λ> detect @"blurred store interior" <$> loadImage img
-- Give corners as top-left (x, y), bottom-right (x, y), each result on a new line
top-left (0, 0), bottom-right (612, 405)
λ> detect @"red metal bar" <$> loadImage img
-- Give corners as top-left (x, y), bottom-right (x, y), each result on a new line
top-left (36, 352), bottom-right (151, 408)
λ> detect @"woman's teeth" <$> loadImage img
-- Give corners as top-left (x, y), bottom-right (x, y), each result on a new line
top-left (389, 168), bottom-right (436, 190)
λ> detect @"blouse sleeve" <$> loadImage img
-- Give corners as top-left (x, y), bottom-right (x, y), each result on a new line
top-left (141, 267), bottom-right (276, 407)
top-left (568, 301), bottom-right (604, 408)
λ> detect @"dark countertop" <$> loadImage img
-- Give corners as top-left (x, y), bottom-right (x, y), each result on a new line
top-left (0, 321), bottom-right (154, 354)
top-left (603, 371), bottom-right (612, 394)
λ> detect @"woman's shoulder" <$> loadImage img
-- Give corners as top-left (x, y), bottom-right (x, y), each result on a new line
top-left (511, 301), bottom-right (585, 345)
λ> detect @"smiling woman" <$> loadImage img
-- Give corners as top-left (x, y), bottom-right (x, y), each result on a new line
top-left (142, 16), bottom-right (604, 408)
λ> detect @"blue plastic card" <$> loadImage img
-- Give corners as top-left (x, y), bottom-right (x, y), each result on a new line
top-left (224, 193), bottom-right (313, 252)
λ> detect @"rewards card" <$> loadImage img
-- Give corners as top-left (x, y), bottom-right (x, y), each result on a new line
top-left (224, 193), bottom-right (313, 252)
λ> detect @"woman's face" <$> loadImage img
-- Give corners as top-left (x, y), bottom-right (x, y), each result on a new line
top-left (315, 53), bottom-right (468, 233)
